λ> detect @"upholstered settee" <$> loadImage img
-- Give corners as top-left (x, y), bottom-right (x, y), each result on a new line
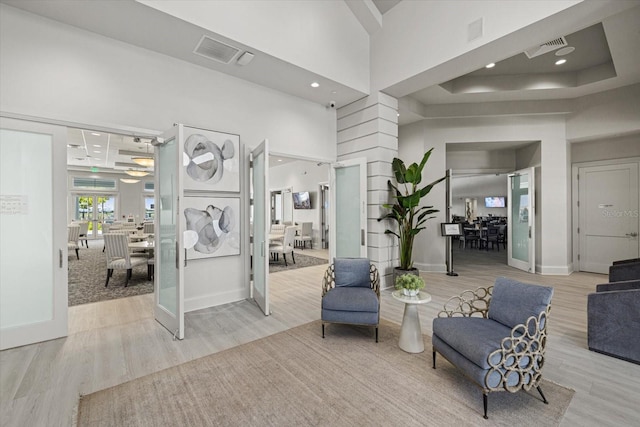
top-left (432, 277), bottom-right (554, 419)
top-left (587, 259), bottom-right (640, 364)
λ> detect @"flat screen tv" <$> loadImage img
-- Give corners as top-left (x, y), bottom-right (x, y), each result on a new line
top-left (485, 196), bottom-right (506, 208)
top-left (293, 191), bottom-right (311, 209)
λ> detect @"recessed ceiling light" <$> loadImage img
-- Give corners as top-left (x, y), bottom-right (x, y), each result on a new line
top-left (310, 82), bottom-right (320, 88)
top-left (555, 46), bottom-right (575, 56)
top-left (277, 159), bottom-right (282, 162)
top-left (94, 150), bottom-right (102, 154)
top-left (331, 90), bottom-right (337, 94)
top-left (555, 59), bottom-right (567, 65)
top-left (485, 63), bottom-right (495, 69)
top-left (91, 132), bottom-right (101, 136)
top-left (93, 144), bottom-right (101, 147)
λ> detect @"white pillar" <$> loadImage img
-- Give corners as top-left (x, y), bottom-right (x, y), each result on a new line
top-left (336, 92), bottom-right (398, 288)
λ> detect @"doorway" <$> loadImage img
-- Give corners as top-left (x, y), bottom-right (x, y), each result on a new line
top-left (72, 193), bottom-right (117, 239)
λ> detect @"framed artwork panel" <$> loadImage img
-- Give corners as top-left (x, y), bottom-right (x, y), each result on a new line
top-left (182, 196), bottom-right (240, 260)
top-left (182, 127), bottom-right (240, 192)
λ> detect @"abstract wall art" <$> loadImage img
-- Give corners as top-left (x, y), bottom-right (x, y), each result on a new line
top-left (183, 127), bottom-right (239, 192)
top-left (182, 196), bottom-right (240, 260)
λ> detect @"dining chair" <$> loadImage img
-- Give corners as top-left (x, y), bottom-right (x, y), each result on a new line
top-left (270, 226), bottom-right (296, 266)
top-left (481, 225), bottom-right (500, 251)
top-left (297, 222), bottom-right (313, 249)
top-left (77, 221), bottom-right (90, 248)
top-left (68, 224), bottom-right (80, 260)
top-left (143, 222), bottom-right (154, 234)
top-left (103, 232), bottom-right (148, 287)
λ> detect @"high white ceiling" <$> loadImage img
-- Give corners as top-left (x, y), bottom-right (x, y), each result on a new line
top-left (3, 0), bottom-right (639, 165)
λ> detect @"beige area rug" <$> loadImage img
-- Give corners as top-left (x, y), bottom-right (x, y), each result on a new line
top-left (77, 320), bottom-right (574, 426)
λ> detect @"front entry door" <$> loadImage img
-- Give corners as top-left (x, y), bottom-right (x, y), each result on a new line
top-left (330, 158), bottom-right (367, 260)
top-left (578, 162), bottom-right (639, 273)
top-left (0, 117), bottom-right (68, 350)
top-left (507, 167), bottom-right (535, 273)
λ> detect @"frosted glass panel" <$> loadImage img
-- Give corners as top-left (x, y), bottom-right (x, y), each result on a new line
top-left (0, 129), bottom-right (53, 328)
top-left (336, 165), bottom-right (360, 257)
top-left (158, 137), bottom-right (177, 315)
top-left (510, 173), bottom-right (529, 263)
top-left (253, 148), bottom-right (266, 300)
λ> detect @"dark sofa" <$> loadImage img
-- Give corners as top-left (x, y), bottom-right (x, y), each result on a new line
top-left (587, 259), bottom-right (640, 364)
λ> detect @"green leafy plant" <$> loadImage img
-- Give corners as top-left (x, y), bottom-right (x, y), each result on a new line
top-left (378, 148), bottom-right (446, 270)
top-left (395, 273), bottom-right (425, 291)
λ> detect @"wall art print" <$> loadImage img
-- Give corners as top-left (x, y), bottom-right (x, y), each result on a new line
top-left (183, 128), bottom-right (239, 192)
top-left (182, 196), bottom-right (240, 260)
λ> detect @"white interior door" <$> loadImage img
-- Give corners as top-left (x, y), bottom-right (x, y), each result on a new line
top-left (330, 158), bottom-right (367, 260)
top-left (251, 140), bottom-right (270, 315)
top-left (507, 167), bottom-right (535, 273)
top-left (578, 162), bottom-right (639, 273)
top-left (0, 117), bottom-right (68, 350)
top-left (153, 125), bottom-right (185, 339)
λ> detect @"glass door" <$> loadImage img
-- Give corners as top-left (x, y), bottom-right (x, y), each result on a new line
top-left (153, 125), bottom-right (184, 339)
top-left (1, 117), bottom-right (68, 350)
top-left (73, 194), bottom-right (116, 237)
top-left (507, 167), bottom-right (535, 273)
top-left (330, 158), bottom-right (367, 260)
top-left (251, 140), bottom-right (270, 315)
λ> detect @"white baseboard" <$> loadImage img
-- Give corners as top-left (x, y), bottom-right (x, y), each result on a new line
top-left (413, 262), bottom-right (447, 273)
top-left (185, 288), bottom-right (248, 313)
top-left (537, 264), bottom-right (572, 275)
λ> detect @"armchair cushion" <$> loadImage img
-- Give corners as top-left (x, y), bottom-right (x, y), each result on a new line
top-left (609, 260), bottom-right (640, 282)
top-left (322, 287), bottom-right (378, 313)
top-left (488, 277), bottom-right (553, 329)
top-left (334, 257), bottom-right (371, 287)
top-left (432, 317), bottom-right (513, 369)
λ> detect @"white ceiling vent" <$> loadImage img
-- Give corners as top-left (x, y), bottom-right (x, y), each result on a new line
top-left (193, 36), bottom-right (240, 64)
top-left (524, 37), bottom-right (568, 59)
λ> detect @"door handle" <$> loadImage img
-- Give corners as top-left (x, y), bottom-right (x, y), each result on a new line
top-left (175, 241), bottom-right (179, 269)
top-left (361, 229), bottom-right (365, 246)
top-left (626, 232), bottom-right (638, 237)
top-left (59, 249), bottom-right (63, 268)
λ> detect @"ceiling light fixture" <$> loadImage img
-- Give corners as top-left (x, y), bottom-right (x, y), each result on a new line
top-left (555, 46), bottom-right (575, 56)
top-left (555, 59), bottom-right (567, 65)
top-left (310, 82), bottom-right (320, 88)
top-left (132, 142), bottom-right (154, 168)
top-left (125, 170), bottom-right (150, 177)
top-left (120, 178), bottom-right (140, 184)
top-left (485, 63), bottom-right (495, 68)
top-left (91, 132), bottom-right (101, 136)
top-left (236, 51), bottom-right (254, 66)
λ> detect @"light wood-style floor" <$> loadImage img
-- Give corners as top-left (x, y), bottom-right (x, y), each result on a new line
top-left (1, 251), bottom-right (639, 426)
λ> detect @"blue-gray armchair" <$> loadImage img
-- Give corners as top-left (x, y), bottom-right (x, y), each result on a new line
top-left (432, 277), bottom-right (554, 419)
top-left (321, 258), bottom-right (380, 342)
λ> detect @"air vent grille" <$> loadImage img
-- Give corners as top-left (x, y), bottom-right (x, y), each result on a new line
top-left (524, 36), bottom-right (568, 59)
top-left (194, 36), bottom-right (240, 64)
top-left (72, 177), bottom-right (116, 190)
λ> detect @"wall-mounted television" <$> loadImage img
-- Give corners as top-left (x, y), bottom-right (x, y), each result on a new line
top-left (293, 191), bottom-right (311, 209)
top-left (485, 196), bottom-right (506, 208)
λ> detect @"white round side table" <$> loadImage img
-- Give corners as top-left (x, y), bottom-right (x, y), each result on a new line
top-left (391, 290), bottom-right (432, 353)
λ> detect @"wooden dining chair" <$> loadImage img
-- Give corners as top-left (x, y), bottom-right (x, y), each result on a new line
top-left (103, 233), bottom-right (148, 287)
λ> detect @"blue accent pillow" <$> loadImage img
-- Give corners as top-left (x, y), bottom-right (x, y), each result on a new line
top-left (334, 258), bottom-right (370, 288)
top-left (488, 277), bottom-right (553, 329)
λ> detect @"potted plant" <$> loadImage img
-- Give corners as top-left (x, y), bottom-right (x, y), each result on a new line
top-left (395, 273), bottom-right (425, 297)
top-left (378, 148), bottom-right (446, 279)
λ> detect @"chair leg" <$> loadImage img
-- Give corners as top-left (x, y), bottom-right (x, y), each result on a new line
top-left (483, 392), bottom-right (488, 419)
top-left (537, 385), bottom-right (549, 404)
top-left (75, 248), bottom-right (79, 260)
top-left (291, 251), bottom-right (295, 264)
top-left (375, 326), bottom-right (378, 343)
top-left (322, 323), bottom-right (325, 338)
top-left (105, 269), bottom-right (113, 287)
top-left (283, 254), bottom-right (288, 267)
top-left (432, 351), bottom-right (436, 368)
top-left (125, 269), bottom-right (132, 287)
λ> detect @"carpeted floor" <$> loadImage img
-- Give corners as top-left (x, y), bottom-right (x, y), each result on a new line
top-left (77, 320), bottom-right (574, 426)
top-left (269, 252), bottom-right (327, 273)
top-left (68, 241), bottom-right (153, 307)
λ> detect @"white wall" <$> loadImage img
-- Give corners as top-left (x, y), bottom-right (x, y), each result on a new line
top-left (269, 160), bottom-right (329, 247)
top-left (138, 0), bottom-right (370, 93)
top-left (572, 134), bottom-right (640, 164)
top-left (0, 5), bottom-right (338, 312)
